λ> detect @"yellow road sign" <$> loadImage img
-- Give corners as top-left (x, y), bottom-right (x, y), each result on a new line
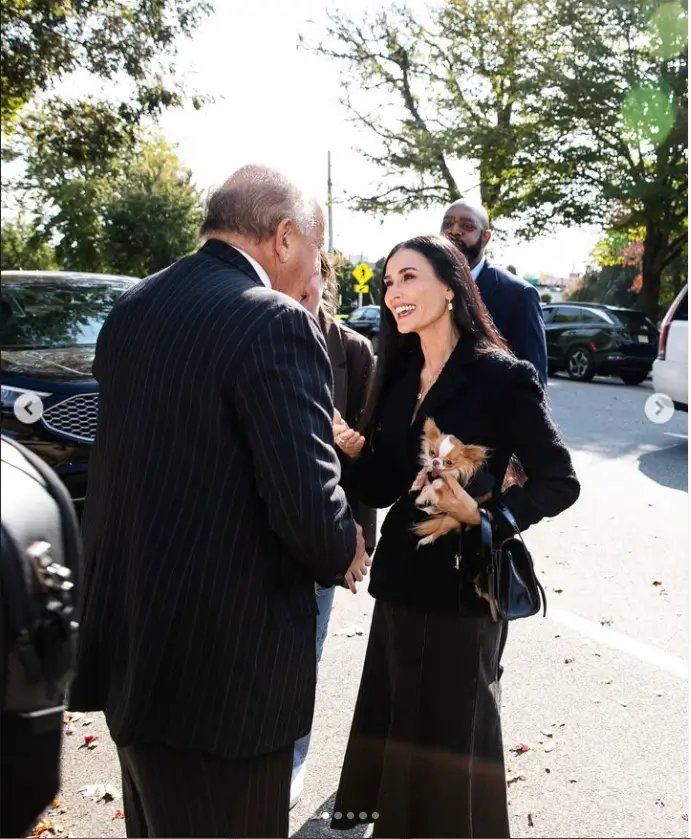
top-left (354, 283), bottom-right (369, 294)
top-left (352, 262), bottom-right (374, 284)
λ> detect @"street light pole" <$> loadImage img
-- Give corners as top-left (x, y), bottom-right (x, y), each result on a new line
top-left (327, 150), bottom-right (334, 254)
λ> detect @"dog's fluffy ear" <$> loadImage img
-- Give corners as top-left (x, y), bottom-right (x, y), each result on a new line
top-left (463, 444), bottom-right (489, 466)
top-left (423, 417), bottom-right (441, 439)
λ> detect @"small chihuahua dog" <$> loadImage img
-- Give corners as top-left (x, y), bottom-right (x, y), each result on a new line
top-left (410, 417), bottom-right (489, 547)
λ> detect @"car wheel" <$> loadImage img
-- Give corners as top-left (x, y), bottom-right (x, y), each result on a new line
top-left (566, 346), bottom-right (595, 382)
top-left (620, 370), bottom-right (649, 386)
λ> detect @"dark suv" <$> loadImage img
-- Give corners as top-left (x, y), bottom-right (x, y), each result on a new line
top-left (341, 305), bottom-right (380, 352)
top-left (542, 301), bottom-right (658, 385)
top-left (1, 270), bottom-right (138, 514)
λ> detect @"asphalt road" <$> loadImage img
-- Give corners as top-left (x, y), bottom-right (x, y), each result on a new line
top-left (46, 373), bottom-right (688, 839)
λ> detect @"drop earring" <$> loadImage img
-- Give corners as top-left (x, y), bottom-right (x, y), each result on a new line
top-left (447, 299), bottom-right (453, 311)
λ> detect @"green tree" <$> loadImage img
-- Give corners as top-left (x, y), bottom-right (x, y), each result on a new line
top-left (1, 0), bottom-right (211, 133)
top-left (8, 110), bottom-right (203, 275)
top-left (303, 0), bottom-right (564, 222)
top-left (334, 253), bottom-right (357, 312)
top-left (102, 137), bottom-right (204, 277)
top-left (541, 0), bottom-right (688, 320)
top-left (304, 0), bottom-right (687, 319)
top-left (0, 215), bottom-right (57, 270)
top-left (8, 100), bottom-right (131, 271)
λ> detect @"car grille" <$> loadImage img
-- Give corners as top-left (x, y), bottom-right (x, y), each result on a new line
top-left (42, 394), bottom-right (99, 443)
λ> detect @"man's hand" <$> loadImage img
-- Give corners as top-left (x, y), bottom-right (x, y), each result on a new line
top-left (333, 409), bottom-right (366, 460)
top-left (343, 522), bottom-right (372, 593)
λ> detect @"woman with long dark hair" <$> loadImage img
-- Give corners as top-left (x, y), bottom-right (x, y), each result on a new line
top-left (330, 235), bottom-right (579, 838)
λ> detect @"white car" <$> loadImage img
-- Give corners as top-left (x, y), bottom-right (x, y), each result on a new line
top-left (653, 284), bottom-right (688, 411)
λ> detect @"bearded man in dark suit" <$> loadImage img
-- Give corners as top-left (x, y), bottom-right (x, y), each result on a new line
top-left (441, 199), bottom-right (549, 686)
top-left (441, 199), bottom-right (548, 387)
top-left (69, 164), bottom-right (371, 838)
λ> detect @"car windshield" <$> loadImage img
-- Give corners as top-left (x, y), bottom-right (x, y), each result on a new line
top-left (609, 310), bottom-right (658, 332)
top-left (0, 281), bottom-right (130, 349)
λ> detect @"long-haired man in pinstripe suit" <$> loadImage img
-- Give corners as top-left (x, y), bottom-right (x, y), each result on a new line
top-left (68, 165), bottom-right (372, 838)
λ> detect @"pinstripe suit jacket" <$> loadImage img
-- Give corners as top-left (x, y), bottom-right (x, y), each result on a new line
top-left (68, 239), bottom-right (358, 759)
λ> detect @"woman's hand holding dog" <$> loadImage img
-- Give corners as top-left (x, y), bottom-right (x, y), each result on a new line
top-left (333, 410), bottom-right (366, 460)
top-left (434, 479), bottom-right (482, 526)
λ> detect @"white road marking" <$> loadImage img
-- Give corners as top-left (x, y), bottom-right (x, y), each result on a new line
top-left (548, 606), bottom-right (688, 679)
top-left (664, 431), bottom-right (688, 440)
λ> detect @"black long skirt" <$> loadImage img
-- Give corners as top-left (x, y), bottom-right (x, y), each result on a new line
top-left (330, 599), bottom-right (510, 838)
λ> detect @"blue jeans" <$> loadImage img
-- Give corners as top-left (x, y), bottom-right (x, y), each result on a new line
top-left (292, 583), bottom-right (336, 777)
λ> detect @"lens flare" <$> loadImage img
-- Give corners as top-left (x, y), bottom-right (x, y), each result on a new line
top-left (621, 82), bottom-right (676, 146)
top-left (647, 2), bottom-right (688, 60)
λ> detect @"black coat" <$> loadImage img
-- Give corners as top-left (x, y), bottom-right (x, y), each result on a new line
top-left (343, 335), bottom-right (579, 614)
top-left (68, 239), bottom-right (357, 760)
top-left (476, 261), bottom-right (549, 388)
top-left (319, 311), bottom-right (377, 553)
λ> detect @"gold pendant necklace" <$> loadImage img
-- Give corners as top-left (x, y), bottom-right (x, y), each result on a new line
top-left (417, 364), bottom-right (445, 402)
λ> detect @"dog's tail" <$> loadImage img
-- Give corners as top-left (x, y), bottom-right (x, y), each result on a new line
top-left (412, 514), bottom-right (459, 540)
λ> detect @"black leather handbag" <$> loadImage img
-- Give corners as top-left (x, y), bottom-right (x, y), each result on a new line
top-left (1, 435), bottom-right (81, 838)
top-left (478, 502), bottom-right (546, 621)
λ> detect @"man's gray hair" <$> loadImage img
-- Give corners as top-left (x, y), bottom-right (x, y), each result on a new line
top-left (200, 164), bottom-right (320, 242)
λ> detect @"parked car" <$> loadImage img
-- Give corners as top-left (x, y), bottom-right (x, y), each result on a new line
top-left (652, 284), bottom-right (688, 411)
top-left (1, 270), bottom-right (139, 515)
top-left (341, 304), bottom-right (381, 352)
top-left (541, 301), bottom-right (659, 385)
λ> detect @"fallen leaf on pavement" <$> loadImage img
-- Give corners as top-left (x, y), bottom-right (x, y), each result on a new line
top-left (78, 784), bottom-right (106, 800)
top-left (511, 743), bottom-right (530, 754)
top-left (540, 729), bottom-right (553, 738)
top-left (29, 820), bottom-right (54, 837)
top-left (78, 784), bottom-right (119, 802)
top-left (545, 767), bottom-right (551, 774)
top-left (103, 785), bottom-right (120, 802)
top-left (79, 735), bottom-right (98, 749)
top-left (600, 617), bottom-right (613, 626)
top-left (682, 813), bottom-right (688, 821)
top-left (544, 743), bottom-right (556, 753)
top-left (652, 580), bottom-right (663, 586)
top-left (70, 712), bottom-right (84, 723)
top-left (552, 588), bottom-right (563, 594)
top-left (564, 657), bottom-right (575, 664)
top-left (81, 717), bottom-right (94, 726)
top-left (601, 679), bottom-right (613, 685)
top-left (64, 724), bottom-right (74, 736)
top-left (655, 799), bottom-right (665, 807)
top-left (619, 701), bottom-right (628, 707)
top-left (114, 810), bottom-right (125, 820)
top-left (507, 772), bottom-right (527, 785)
top-left (527, 813), bottom-right (535, 827)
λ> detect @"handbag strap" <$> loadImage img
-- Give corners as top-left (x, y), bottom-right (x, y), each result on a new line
top-left (494, 501), bottom-right (525, 542)
top-left (478, 508), bottom-right (494, 567)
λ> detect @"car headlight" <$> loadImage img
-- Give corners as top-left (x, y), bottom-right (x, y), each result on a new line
top-left (1, 385), bottom-right (52, 411)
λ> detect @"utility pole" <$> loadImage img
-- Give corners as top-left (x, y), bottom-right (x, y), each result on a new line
top-left (327, 151), bottom-right (334, 254)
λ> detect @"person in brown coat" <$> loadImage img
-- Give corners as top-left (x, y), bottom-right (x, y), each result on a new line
top-left (290, 251), bottom-right (377, 808)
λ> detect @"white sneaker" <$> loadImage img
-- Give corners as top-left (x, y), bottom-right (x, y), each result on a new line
top-left (290, 764), bottom-right (305, 810)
